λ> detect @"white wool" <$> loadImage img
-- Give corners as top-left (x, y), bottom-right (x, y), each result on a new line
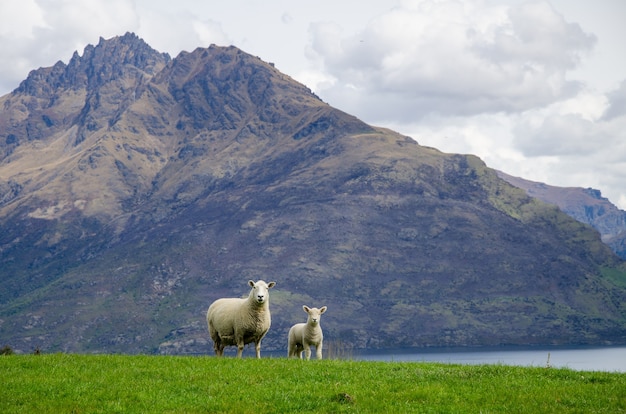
top-left (206, 279), bottom-right (276, 358)
top-left (287, 305), bottom-right (327, 360)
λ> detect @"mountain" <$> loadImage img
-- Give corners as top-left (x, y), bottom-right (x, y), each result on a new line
top-left (1, 33), bottom-right (625, 354)
top-left (497, 171), bottom-right (626, 260)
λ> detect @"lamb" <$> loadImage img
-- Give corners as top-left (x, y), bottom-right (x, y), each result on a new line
top-left (206, 279), bottom-right (276, 358)
top-left (288, 305), bottom-right (327, 360)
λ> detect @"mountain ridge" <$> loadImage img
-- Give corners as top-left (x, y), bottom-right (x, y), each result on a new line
top-left (0, 33), bottom-right (624, 354)
top-left (497, 171), bottom-right (626, 259)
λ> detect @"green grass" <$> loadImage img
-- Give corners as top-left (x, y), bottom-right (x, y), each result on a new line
top-left (1, 354), bottom-right (625, 413)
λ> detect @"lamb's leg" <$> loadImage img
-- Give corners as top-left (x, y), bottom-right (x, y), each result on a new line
top-left (293, 343), bottom-right (304, 359)
top-left (255, 341), bottom-right (262, 359)
top-left (316, 342), bottom-right (323, 360)
top-left (304, 344), bottom-right (312, 360)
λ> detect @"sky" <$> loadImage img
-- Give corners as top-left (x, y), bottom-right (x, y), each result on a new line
top-left (1, 0), bottom-right (625, 208)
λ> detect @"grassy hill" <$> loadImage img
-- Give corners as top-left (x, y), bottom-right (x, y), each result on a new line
top-left (1, 354), bottom-right (625, 413)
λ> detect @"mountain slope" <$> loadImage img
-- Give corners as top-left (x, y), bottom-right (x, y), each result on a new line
top-left (0, 34), bottom-right (625, 354)
top-left (497, 171), bottom-right (626, 260)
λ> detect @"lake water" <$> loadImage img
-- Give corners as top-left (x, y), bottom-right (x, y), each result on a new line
top-left (354, 346), bottom-right (626, 372)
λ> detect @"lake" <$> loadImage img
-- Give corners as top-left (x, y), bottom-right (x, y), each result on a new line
top-left (354, 346), bottom-right (626, 372)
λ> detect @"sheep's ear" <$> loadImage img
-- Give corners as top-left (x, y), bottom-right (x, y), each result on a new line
top-left (248, 280), bottom-right (255, 287)
top-left (303, 305), bottom-right (310, 313)
top-left (320, 306), bottom-right (327, 314)
top-left (268, 281), bottom-right (276, 289)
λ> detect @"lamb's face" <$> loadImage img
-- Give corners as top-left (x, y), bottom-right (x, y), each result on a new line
top-left (304, 305), bottom-right (327, 325)
top-left (249, 280), bottom-right (276, 304)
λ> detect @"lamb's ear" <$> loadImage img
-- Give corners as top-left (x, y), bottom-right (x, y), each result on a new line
top-left (320, 306), bottom-right (327, 314)
top-left (248, 280), bottom-right (255, 287)
top-left (303, 305), bottom-right (310, 313)
top-left (268, 281), bottom-right (276, 289)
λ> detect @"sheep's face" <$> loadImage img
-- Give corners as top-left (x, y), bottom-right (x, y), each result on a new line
top-left (304, 305), bottom-right (327, 325)
top-left (248, 280), bottom-right (276, 304)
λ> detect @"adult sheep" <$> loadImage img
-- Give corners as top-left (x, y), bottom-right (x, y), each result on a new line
top-left (288, 305), bottom-right (327, 360)
top-left (206, 279), bottom-right (276, 358)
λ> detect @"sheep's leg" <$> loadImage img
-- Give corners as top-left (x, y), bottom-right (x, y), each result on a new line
top-left (304, 344), bottom-right (312, 360)
top-left (236, 340), bottom-right (244, 358)
top-left (255, 341), bottom-right (262, 359)
top-left (316, 342), bottom-right (323, 360)
top-left (213, 337), bottom-right (223, 357)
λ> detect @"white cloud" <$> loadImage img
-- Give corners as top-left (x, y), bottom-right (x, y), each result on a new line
top-left (0, 1), bottom-right (49, 92)
top-left (0, 0), bottom-right (47, 38)
top-left (308, 0), bottom-right (596, 119)
top-left (384, 75), bottom-right (626, 208)
top-left (602, 81), bottom-right (626, 121)
top-left (514, 113), bottom-right (607, 157)
top-left (0, 0), bottom-right (140, 93)
top-left (481, 1), bottom-right (595, 69)
top-left (282, 13), bottom-right (294, 25)
top-left (132, 4), bottom-right (232, 56)
top-left (506, 85), bottom-right (626, 206)
top-left (192, 20), bottom-right (231, 48)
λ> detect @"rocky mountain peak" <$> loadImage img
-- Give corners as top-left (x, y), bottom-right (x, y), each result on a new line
top-left (158, 43), bottom-right (331, 132)
top-left (1, 33), bottom-right (172, 148)
top-left (15, 32), bottom-right (170, 97)
top-left (67, 32), bottom-right (170, 89)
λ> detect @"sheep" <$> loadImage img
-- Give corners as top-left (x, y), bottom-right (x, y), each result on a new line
top-left (206, 279), bottom-right (276, 358)
top-left (288, 305), bottom-right (327, 360)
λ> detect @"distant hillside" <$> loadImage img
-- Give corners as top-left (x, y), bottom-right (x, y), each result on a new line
top-left (1, 33), bottom-right (625, 354)
top-left (497, 171), bottom-right (626, 260)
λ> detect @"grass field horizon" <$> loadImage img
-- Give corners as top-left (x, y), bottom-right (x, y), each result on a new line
top-left (1, 353), bottom-right (625, 413)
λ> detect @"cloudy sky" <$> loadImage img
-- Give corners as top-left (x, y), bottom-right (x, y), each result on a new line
top-left (1, 0), bottom-right (625, 208)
